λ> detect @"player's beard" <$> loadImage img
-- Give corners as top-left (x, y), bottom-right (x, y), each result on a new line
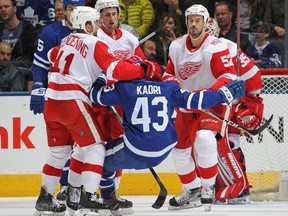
top-left (188, 28), bottom-right (204, 40)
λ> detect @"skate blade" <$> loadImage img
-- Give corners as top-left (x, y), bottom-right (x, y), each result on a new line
top-left (168, 200), bottom-right (202, 210)
top-left (227, 198), bottom-right (250, 205)
top-left (111, 207), bottom-right (134, 215)
top-left (33, 211), bottom-right (65, 216)
top-left (67, 207), bottom-right (76, 216)
top-left (203, 204), bottom-right (212, 212)
top-left (76, 209), bottom-right (111, 216)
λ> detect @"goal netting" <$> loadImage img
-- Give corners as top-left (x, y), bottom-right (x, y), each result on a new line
top-left (241, 69), bottom-right (288, 201)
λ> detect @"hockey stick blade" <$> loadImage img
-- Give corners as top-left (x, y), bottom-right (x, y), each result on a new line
top-left (203, 110), bottom-right (273, 136)
top-left (149, 168), bottom-right (167, 209)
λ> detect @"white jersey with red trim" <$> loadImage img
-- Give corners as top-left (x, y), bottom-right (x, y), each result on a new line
top-left (219, 37), bottom-right (262, 94)
top-left (165, 34), bottom-right (236, 92)
top-left (45, 33), bottom-right (144, 105)
top-left (97, 27), bottom-right (145, 60)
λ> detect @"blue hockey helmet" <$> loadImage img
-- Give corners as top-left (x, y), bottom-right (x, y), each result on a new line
top-left (63, 0), bottom-right (85, 6)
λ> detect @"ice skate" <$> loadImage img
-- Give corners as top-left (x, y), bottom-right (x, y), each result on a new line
top-left (34, 186), bottom-right (66, 216)
top-left (78, 189), bottom-right (111, 216)
top-left (201, 185), bottom-right (215, 212)
top-left (56, 185), bottom-right (69, 203)
top-left (103, 190), bottom-right (133, 215)
top-left (168, 187), bottom-right (202, 210)
top-left (66, 185), bottom-right (81, 216)
top-left (228, 191), bottom-right (250, 204)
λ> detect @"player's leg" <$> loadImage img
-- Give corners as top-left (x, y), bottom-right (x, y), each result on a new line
top-left (34, 99), bottom-right (72, 215)
top-left (227, 133), bottom-right (251, 204)
top-left (168, 111), bottom-right (202, 210)
top-left (194, 129), bottom-right (218, 206)
top-left (64, 100), bottom-right (110, 214)
top-left (196, 105), bottom-right (231, 210)
top-left (215, 134), bottom-right (246, 203)
top-left (101, 137), bottom-right (154, 215)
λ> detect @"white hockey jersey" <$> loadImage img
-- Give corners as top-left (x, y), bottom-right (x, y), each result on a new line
top-left (165, 34), bottom-right (237, 91)
top-left (45, 33), bottom-right (145, 105)
top-left (97, 27), bottom-right (141, 60)
top-left (219, 37), bottom-right (262, 94)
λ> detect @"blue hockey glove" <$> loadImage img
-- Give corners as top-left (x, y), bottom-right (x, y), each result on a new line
top-left (219, 80), bottom-right (245, 104)
top-left (30, 83), bottom-right (46, 115)
top-left (95, 72), bottom-right (107, 87)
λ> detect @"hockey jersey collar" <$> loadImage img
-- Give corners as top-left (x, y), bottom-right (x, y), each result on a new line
top-left (186, 33), bottom-right (209, 52)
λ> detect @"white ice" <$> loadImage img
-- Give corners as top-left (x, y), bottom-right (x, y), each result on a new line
top-left (0, 196), bottom-right (288, 216)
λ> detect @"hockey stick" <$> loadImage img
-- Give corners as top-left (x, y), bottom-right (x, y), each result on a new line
top-left (149, 167), bottom-right (168, 209)
top-left (109, 106), bottom-right (168, 209)
top-left (139, 6), bottom-right (174, 44)
top-left (202, 109), bottom-right (273, 136)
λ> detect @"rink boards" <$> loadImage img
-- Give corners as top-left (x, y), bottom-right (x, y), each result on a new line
top-left (0, 94), bottom-right (286, 197)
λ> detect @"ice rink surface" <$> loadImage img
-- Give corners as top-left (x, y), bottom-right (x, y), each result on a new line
top-left (1, 196), bottom-right (288, 216)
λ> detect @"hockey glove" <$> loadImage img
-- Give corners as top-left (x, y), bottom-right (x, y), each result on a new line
top-left (218, 80), bottom-right (245, 104)
top-left (95, 72), bottom-right (107, 87)
top-left (30, 83), bottom-right (46, 115)
top-left (141, 60), bottom-right (162, 81)
top-left (236, 106), bottom-right (261, 130)
top-left (235, 95), bottom-right (264, 130)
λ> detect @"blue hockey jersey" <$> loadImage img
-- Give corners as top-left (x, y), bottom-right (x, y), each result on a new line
top-left (90, 79), bottom-right (227, 165)
top-left (32, 20), bottom-right (74, 84)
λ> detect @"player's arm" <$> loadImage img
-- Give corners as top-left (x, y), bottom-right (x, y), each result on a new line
top-left (30, 28), bottom-right (56, 115)
top-left (94, 41), bottom-right (161, 81)
top-left (173, 80), bottom-right (245, 110)
top-left (89, 73), bottom-right (121, 107)
top-left (209, 49), bottom-right (237, 90)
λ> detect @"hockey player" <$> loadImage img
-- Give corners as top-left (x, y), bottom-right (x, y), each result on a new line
top-left (94, 0), bottom-right (146, 213)
top-left (30, 0), bottom-right (85, 206)
top-left (87, 74), bottom-right (245, 215)
top-left (32, 5), bottom-right (162, 216)
top-left (205, 18), bottom-right (263, 204)
top-left (161, 4), bottom-right (237, 210)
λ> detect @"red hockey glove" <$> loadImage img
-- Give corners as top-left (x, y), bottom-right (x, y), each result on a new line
top-left (235, 105), bottom-right (261, 130)
top-left (236, 94), bottom-right (264, 130)
top-left (141, 60), bottom-right (162, 81)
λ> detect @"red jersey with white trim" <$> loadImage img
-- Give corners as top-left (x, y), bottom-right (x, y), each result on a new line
top-left (45, 33), bottom-right (144, 105)
top-left (97, 27), bottom-right (145, 60)
top-left (219, 38), bottom-right (262, 94)
top-left (164, 34), bottom-right (237, 91)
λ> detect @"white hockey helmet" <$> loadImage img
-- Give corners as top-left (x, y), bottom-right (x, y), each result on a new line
top-left (70, 6), bottom-right (100, 32)
top-left (95, 0), bottom-right (120, 13)
top-left (205, 18), bottom-right (220, 37)
top-left (185, 4), bottom-right (209, 24)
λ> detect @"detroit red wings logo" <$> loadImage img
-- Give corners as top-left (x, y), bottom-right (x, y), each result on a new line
top-left (178, 61), bottom-right (203, 80)
top-left (113, 50), bottom-right (130, 60)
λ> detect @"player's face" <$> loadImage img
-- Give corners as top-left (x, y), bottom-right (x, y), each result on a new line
top-left (100, 7), bottom-right (119, 32)
top-left (186, 15), bottom-right (205, 39)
